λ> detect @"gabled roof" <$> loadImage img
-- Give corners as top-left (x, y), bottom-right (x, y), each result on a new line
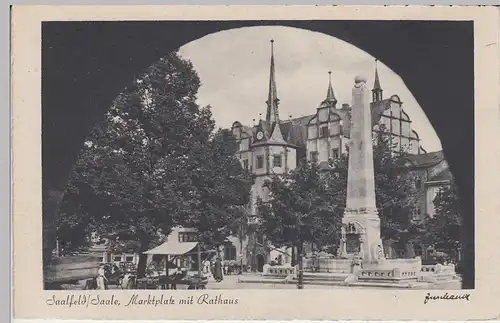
top-left (428, 168), bottom-right (453, 182)
top-left (403, 151), bottom-right (445, 168)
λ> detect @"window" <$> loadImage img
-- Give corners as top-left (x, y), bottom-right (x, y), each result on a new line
top-left (179, 256), bottom-right (192, 269)
top-left (125, 256), bottom-right (134, 262)
top-left (113, 256), bottom-right (122, 262)
top-left (332, 148), bottom-right (340, 159)
top-left (178, 232), bottom-right (197, 243)
top-left (273, 155), bottom-right (282, 167)
top-left (242, 159), bottom-right (248, 169)
top-left (310, 151), bottom-right (319, 162)
top-left (256, 155), bottom-right (264, 169)
top-left (320, 126), bottom-right (329, 138)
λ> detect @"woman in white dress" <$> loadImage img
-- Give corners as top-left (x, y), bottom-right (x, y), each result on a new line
top-left (96, 265), bottom-right (108, 290)
top-left (203, 260), bottom-right (211, 275)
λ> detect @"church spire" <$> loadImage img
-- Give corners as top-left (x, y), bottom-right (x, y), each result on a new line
top-left (266, 39), bottom-right (280, 125)
top-left (372, 59), bottom-right (383, 102)
top-left (325, 71), bottom-right (337, 104)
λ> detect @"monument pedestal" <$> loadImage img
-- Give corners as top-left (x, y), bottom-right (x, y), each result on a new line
top-left (340, 209), bottom-right (384, 264)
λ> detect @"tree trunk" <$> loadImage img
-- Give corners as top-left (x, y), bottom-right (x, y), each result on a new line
top-left (197, 243), bottom-right (202, 277)
top-left (136, 241), bottom-right (149, 279)
top-left (297, 242), bottom-right (304, 290)
top-left (291, 245), bottom-right (296, 267)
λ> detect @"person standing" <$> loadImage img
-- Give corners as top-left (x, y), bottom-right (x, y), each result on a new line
top-left (213, 257), bottom-right (223, 282)
top-left (202, 259), bottom-right (210, 275)
top-left (210, 258), bottom-right (215, 276)
top-left (96, 264), bottom-right (108, 290)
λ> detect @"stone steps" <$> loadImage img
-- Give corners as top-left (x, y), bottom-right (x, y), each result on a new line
top-left (296, 273), bottom-right (350, 282)
top-left (347, 281), bottom-right (429, 289)
top-left (237, 276), bottom-right (459, 289)
top-left (238, 277), bottom-right (289, 285)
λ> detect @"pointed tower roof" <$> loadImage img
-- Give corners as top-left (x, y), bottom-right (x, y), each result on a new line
top-left (373, 59), bottom-right (382, 91)
top-left (269, 122), bottom-right (287, 145)
top-left (319, 71), bottom-right (337, 108)
top-left (326, 71), bottom-right (337, 103)
top-left (266, 40), bottom-right (280, 125)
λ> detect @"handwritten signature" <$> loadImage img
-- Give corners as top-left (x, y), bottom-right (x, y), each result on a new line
top-left (424, 292), bottom-right (471, 304)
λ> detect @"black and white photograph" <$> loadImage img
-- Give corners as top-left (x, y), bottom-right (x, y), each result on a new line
top-left (14, 5), bottom-right (500, 321)
top-left (40, 20), bottom-right (473, 292)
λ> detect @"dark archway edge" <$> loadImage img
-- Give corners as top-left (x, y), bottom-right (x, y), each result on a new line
top-left (42, 20), bottom-right (474, 288)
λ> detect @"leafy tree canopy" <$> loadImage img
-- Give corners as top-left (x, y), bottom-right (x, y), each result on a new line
top-left (56, 52), bottom-right (253, 275)
top-left (424, 180), bottom-right (462, 251)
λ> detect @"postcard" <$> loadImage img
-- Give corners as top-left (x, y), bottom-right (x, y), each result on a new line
top-left (11, 5), bottom-right (500, 321)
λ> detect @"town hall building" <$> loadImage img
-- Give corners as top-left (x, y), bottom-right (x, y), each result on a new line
top-left (224, 40), bottom-right (451, 271)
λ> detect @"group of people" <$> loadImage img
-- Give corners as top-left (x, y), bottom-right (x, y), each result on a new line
top-left (94, 263), bottom-right (120, 290)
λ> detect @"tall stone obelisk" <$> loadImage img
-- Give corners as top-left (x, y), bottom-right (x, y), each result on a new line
top-left (340, 75), bottom-right (384, 264)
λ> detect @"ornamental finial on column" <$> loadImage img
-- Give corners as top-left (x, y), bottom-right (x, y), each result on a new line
top-left (354, 75), bottom-right (367, 84)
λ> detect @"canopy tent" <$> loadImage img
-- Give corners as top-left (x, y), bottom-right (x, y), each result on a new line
top-left (144, 241), bottom-right (198, 256)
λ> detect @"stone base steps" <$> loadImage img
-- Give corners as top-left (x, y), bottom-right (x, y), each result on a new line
top-left (238, 277), bottom-right (291, 285)
top-left (297, 272), bottom-right (350, 282)
top-left (347, 281), bottom-right (429, 289)
top-left (238, 273), bottom-right (462, 289)
top-left (237, 276), bottom-right (431, 288)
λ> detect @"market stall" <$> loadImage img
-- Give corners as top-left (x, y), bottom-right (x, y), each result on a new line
top-left (141, 240), bottom-right (213, 290)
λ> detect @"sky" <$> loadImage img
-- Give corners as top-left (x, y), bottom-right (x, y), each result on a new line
top-left (179, 26), bottom-right (442, 152)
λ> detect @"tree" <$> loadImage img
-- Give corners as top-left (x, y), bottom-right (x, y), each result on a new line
top-left (257, 158), bottom-right (344, 288)
top-left (372, 131), bottom-right (422, 251)
top-left (257, 129), bottom-right (421, 268)
top-left (177, 128), bottom-right (254, 252)
top-left (424, 180), bottom-right (462, 253)
top-left (56, 51), bottom-right (252, 277)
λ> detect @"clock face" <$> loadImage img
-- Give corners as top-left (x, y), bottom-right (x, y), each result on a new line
top-left (256, 131), bottom-right (264, 140)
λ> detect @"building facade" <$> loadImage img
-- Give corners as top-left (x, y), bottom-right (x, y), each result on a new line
top-left (228, 41), bottom-right (448, 270)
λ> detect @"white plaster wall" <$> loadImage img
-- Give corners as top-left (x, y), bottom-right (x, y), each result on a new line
top-left (401, 120), bottom-right (411, 138)
top-left (306, 139), bottom-right (318, 161)
top-left (329, 137), bottom-right (342, 156)
top-left (286, 147), bottom-right (297, 170)
top-left (391, 118), bottom-right (401, 135)
top-left (308, 124), bottom-right (317, 139)
top-left (239, 137), bottom-right (250, 151)
top-left (318, 138), bottom-right (329, 162)
top-left (318, 108), bottom-right (329, 122)
top-left (330, 120), bottom-right (341, 136)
